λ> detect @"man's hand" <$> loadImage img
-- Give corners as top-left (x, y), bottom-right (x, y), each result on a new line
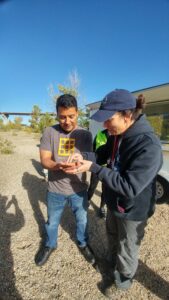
top-left (59, 153), bottom-right (84, 173)
top-left (66, 153), bottom-right (83, 164)
top-left (63, 159), bottom-right (92, 174)
top-left (58, 161), bottom-right (78, 170)
top-left (40, 150), bottom-right (82, 171)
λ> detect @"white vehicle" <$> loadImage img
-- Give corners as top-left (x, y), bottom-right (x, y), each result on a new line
top-left (156, 143), bottom-right (169, 203)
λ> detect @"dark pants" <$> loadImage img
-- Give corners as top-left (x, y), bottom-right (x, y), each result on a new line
top-left (106, 208), bottom-right (147, 279)
top-left (88, 172), bottom-right (105, 209)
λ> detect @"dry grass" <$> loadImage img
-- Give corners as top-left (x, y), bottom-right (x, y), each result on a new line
top-left (0, 136), bottom-right (15, 154)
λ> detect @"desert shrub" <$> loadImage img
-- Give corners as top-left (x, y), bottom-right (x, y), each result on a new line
top-left (12, 131), bottom-right (18, 136)
top-left (0, 123), bottom-right (12, 131)
top-left (23, 127), bottom-right (34, 134)
top-left (0, 137), bottom-right (15, 154)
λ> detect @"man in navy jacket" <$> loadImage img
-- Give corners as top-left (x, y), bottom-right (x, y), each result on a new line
top-left (65, 89), bottom-right (163, 292)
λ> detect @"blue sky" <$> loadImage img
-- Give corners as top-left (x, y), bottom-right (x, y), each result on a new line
top-left (0, 0), bottom-right (169, 123)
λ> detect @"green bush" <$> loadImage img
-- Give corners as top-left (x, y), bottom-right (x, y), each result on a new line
top-left (147, 115), bottom-right (169, 141)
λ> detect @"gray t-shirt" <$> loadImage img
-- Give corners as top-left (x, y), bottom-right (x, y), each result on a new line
top-left (40, 124), bottom-right (93, 195)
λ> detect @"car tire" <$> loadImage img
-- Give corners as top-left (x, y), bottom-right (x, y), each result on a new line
top-left (156, 175), bottom-right (169, 204)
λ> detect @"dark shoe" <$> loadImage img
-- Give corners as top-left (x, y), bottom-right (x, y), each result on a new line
top-left (35, 246), bottom-right (54, 266)
top-left (99, 207), bottom-right (106, 219)
top-left (114, 270), bottom-right (132, 290)
top-left (97, 278), bottom-right (115, 298)
top-left (79, 245), bottom-right (95, 265)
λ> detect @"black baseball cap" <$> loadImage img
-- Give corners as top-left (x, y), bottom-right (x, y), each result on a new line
top-left (90, 89), bottom-right (136, 122)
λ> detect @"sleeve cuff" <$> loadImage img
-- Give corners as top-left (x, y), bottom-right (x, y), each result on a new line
top-left (89, 163), bottom-right (102, 173)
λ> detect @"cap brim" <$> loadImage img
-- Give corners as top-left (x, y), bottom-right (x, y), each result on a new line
top-left (90, 110), bottom-right (116, 122)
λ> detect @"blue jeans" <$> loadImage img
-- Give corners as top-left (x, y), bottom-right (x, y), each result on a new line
top-left (45, 190), bottom-right (89, 248)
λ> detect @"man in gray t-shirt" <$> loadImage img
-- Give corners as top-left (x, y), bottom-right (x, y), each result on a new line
top-left (40, 124), bottom-right (91, 195)
top-left (35, 94), bottom-right (95, 267)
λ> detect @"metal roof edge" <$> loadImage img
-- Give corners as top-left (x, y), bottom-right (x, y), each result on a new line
top-left (132, 82), bottom-right (169, 94)
top-left (86, 82), bottom-right (169, 107)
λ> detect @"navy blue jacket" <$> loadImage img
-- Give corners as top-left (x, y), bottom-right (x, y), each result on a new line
top-left (85, 115), bottom-right (163, 221)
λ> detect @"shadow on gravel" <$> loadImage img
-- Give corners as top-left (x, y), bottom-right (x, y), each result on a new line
top-left (136, 260), bottom-right (169, 300)
top-left (60, 203), bottom-right (110, 270)
top-left (96, 258), bottom-right (169, 299)
top-left (21, 173), bottom-right (169, 299)
top-left (0, 194), bottom-right (24, 300)
top-left (68, 199), bottom-right (168, 300)
top-left (22, 172), bottom-right (47, 239)
top-left (88, 202), bottom-right (169, 300)
top-left (31, 159), bottom-right (45, 177)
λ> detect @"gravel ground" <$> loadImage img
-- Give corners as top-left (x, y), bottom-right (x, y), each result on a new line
top-left (0, 130), bottom-right (169, 300)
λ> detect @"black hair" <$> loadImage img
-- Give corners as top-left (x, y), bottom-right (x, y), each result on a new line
top-left (120, 94), bottom-right (146, 120)
top-left (56, 94), bottom-right (78, 112)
